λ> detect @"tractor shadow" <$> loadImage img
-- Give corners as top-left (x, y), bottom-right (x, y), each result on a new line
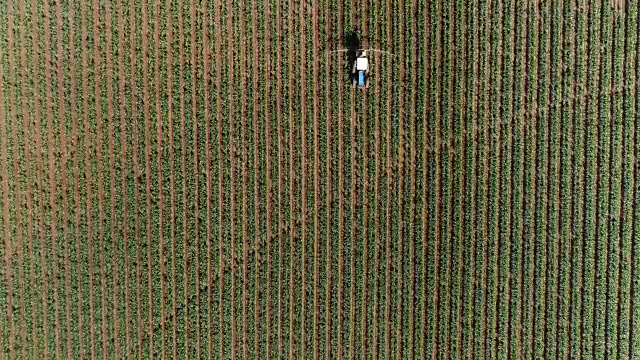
top-left (343, 29), bottom-right (361, 82)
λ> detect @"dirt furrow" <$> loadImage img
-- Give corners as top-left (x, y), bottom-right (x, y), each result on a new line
top-left (348, 84), bottom-right (357, 360)
top-left (190, 1), bottom-right (201, 356)
top-left (53, 0), bottom-right (73, 355)
top-left (117, 0), bottom-right (130, 353)
top-left (6, 3), bottom-right (28, 356)
top-left (153, 0), bottom-right (166, 355)
top-left (104, 1), bottom-right (120, 356)
top-left (252, 0), bottom-right (261, 355)
top-left (0, 39), bottom-right (15, 360)
top-left (420, 0), bottom-right (430, 356)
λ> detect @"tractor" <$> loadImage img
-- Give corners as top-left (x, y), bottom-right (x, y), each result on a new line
top-left (351, 50), bottom-right (370, 88)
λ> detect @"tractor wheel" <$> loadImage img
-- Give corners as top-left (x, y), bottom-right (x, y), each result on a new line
top-left (352, 77), bottom-right (357, 88)
top-left (365, 77), bottom-right (369, 88)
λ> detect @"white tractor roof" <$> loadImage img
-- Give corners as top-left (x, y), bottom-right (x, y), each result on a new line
top-left (356, 57), bottom-right (369, 71)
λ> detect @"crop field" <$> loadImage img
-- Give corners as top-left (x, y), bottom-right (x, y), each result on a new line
top-left (1, 0), bottom-right (640, 358)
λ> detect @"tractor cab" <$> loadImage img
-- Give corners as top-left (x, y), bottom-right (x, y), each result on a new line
top-left (352, 50), bottom-right (370, 88)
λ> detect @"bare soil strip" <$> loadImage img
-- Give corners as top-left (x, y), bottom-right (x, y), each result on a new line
top-left (0, 40), bottom-right (15, 360)
top-left (154, 0), bottom-right (166, 356)
top-left (420, 0), bottom-right (430, 355)
top-left (117, 0), bottom-right (131, 353)
top-left (7, 4), bottom-right (29, 356)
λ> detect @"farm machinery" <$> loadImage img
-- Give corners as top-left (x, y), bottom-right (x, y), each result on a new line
top-left (330, 47), bottom-right (394, 89)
